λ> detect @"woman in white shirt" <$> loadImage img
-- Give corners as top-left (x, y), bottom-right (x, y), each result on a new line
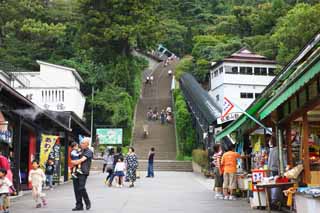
top-left (114, 157), bottom-right (125, 187)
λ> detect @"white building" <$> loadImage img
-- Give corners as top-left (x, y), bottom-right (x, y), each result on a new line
top-left (209, 48), bottom-right (277, 124)
top-left (9, 61), bottom-right (86, 118)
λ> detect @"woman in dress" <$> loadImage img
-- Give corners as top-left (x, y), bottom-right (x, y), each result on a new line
top-left (125, 147), bottom-right (138, 187)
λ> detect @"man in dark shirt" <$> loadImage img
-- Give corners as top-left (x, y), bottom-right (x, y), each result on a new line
top-left (146, 147), bottom-right (155, 178)
top-left (71, 138), bottom-right (93, 211)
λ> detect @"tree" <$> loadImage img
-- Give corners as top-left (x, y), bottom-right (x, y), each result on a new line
top-left (272, 3), bottom-right (320, 65)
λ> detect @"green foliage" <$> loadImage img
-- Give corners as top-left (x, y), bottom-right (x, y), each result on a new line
top-left (192, 149), bottom-right (209, 169)
top-left (272, 3), bottom-right (320, 65)
top-left (174, 89), bottom-right (196, 156)
top-left (175, 56), bottom-right (193, 80)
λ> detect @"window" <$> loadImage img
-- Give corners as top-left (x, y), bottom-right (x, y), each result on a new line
top-left (240, 67), bottom-right (253, 75)
top-left (225, 66), bottom-right (238, 74)
top-left (240, 92), bottom-right (254, 99)
top-left (216, 95), bottom-right (220, 101)
top-left (255, 93), bottom-right (261, 98)
top-left (219, 67), bottom-right (223, 74)
top-left (268, 68), bottom-right (276, 76)
top-left (62, 91), bottom-right (65, 102)
top-left (254, 67), bottom-right (267, 75)
top-left (214, 70), bottom-right (218, 77)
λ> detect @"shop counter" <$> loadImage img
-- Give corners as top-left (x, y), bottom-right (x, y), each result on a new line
top-left (256, 182), bottom-right (295, 213)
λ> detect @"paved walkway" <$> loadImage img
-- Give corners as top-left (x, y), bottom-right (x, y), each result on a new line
top-left (11, 172), bottom-right (256, 213)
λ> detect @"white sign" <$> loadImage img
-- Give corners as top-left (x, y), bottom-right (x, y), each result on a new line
top-left (217, 112), bottom-right (241, 124)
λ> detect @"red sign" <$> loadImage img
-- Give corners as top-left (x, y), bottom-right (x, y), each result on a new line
top-left (221, 97), bottom-right (234, 118)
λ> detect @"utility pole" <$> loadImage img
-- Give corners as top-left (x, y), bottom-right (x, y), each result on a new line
top-left (90, 86), bottom-right (94, 148)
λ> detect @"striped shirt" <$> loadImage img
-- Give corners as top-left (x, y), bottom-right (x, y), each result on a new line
top-left (212, 151), bottom-right (222, 167)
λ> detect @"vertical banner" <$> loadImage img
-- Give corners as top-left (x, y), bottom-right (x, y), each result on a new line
top-left (49, 139), bottom-right (61, 184)
top-left (40, 134), bottom-right (59, 169)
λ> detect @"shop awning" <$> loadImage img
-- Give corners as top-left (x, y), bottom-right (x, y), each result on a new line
top-left (259, 60), bottom-right (320, 119)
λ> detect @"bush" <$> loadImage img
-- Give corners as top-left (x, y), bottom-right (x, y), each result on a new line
top-left (174, 89), bottom-right (196, 157)
top-left (192, 149), bottom-right (209, 169)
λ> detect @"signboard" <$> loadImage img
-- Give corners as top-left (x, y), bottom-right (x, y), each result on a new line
top-left (96, 128), bottom-right (123, 145)
top-left (217, 112), bottom-right (241, 124)
top-left (221, 97), bottom-right (234, 118)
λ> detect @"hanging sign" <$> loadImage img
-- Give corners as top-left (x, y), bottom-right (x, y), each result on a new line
top-left (40, 134), bottom-right (59, 169)
top-left (221, 97), bottom-right (234, 118)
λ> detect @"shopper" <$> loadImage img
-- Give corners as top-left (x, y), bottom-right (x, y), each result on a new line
top-left (45, 159), bottom-right (55, 190)
top-left (104, 148), bottom-right (115, 184)
top-left (212, 144), bottom-right (223, 199)
top-left (125, 147), bottom-right (138, 187)
top-left (146, 147), bottom-right (155, 178)
top-left (108, 147), bottom-right (123, 187)
top-left (221, 144), bottom-right (241, 200)
top-left (0, 168), bottom-right (16, 213)
top-left (267, 136), bottom-right (280, 176)
top-left (114, 157), bottom-right (125, 188)
top-left (29, 160), bottom-right (47, 208)
top-left (71, 138), bottom-right (93, 211)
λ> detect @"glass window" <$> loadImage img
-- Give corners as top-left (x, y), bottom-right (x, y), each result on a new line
top-left (225, 66), bottom-right (238, 74)
top-left (254, 67), bottom-right (267, 75)
top-left (219, 67), bottom-right (223, 73)
top-left (268, 68), bottom-right (276, 76)
top-left (261, 68), bottom-right (267, 75)
top-left (214, 70), bottom-right (218, 77)
top-left (240, 92), bottom-right (254, 99)
top-left (216, 95), bottom-right (220, 101)
top-left (255, 93), bottom-right (261, 98)
top-left (240, 67), bottom-right (253, 75)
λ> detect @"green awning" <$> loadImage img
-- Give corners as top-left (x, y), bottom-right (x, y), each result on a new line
top-left (259, 60), bottom-right (320, 119)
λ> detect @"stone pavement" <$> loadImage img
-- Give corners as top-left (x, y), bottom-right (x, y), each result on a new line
top-left (11, 172), bottom-right (256, 213)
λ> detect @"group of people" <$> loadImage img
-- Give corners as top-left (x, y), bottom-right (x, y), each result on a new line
top-left (212, 134), bottom-right (285, 203)
top-left (147, 106), bottom-right (172, 124)
top-left (102, 147), bottom-right (138, 188)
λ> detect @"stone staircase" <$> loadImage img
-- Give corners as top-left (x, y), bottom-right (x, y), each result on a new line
top-left (132, 59), bottom-right (192, 172)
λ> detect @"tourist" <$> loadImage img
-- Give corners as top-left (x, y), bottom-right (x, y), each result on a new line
top-left (221, 144), bottom-right (241, 200)
top-left (114, 157), bottom-right (125, 188)
top-left (168, 70), bottom-right (172, 76)
top-left (125, 147), bottom-right (138, 187)
top-left (146, 76), bottom-right (150, 84)
top-left (146, 147), bottom-right (155, 178)
top-left (70, 142), bottom-right (83, 179)
top-left (45, 159), bottom-right (55, 190)
top-left (71, 137), bottom-right (93, 211)
top-left (160, 109), bottom-right (166, 125)
top-left (29, 160), bottom-right (47, 208)
top-left (104, 148), bottom-right (114, 184)
top-left (150, 75), bottom-right (154, 84)
top-left (0, 168), bottom-right (16, 213)
top-left (212, 144), bottom-right (223, 199)
top-left (108, 147), bottom-right (123, 187)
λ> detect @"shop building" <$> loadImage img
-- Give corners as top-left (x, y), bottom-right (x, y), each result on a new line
top-left (6, 60), bottom-right (86, 118)
top-left (0, 75), bottom-right (89, 192)
top-left (209, 48), bottom-right (277, 124)
top-left (215, 33), bottom-right (320, 210)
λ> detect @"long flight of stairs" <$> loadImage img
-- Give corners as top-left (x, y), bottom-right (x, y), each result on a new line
top-left (132, 57), bottom-right (192, 172)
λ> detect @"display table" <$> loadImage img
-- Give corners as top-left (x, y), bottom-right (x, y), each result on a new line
top-left (256, 182), bottom-right (295, 213)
